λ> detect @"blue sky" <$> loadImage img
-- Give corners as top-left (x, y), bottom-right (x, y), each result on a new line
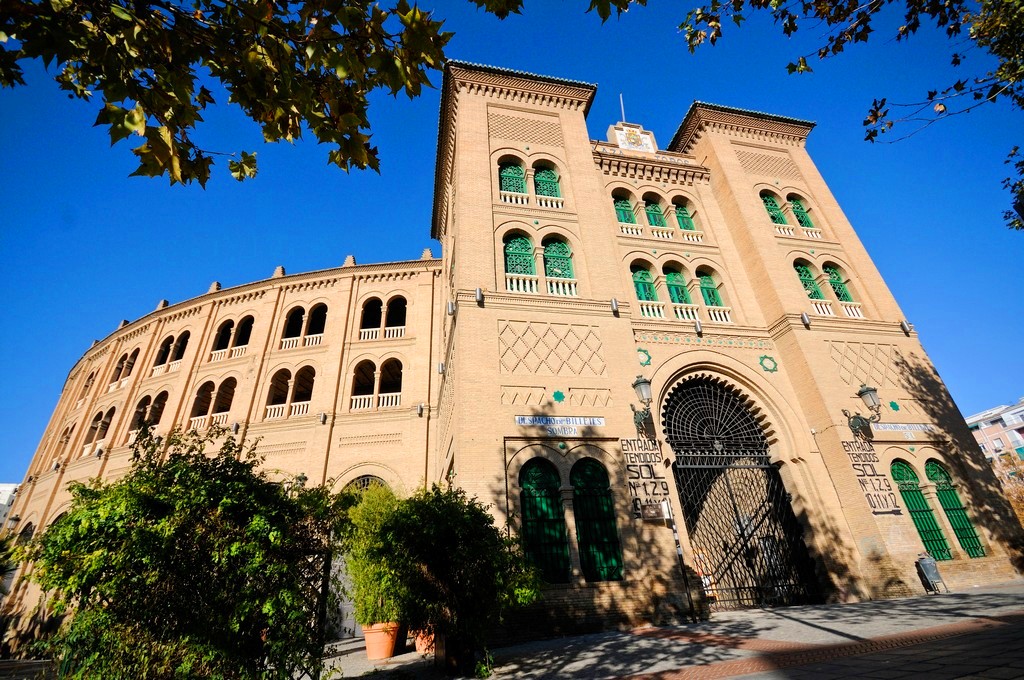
top-left (1, 2), bottom-right (1021, 481)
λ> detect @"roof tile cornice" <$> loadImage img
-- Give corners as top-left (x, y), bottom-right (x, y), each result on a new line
top-left (592, 141), bottom-right (710, 184)
top-left (670, 102), bottom-right (815, 154)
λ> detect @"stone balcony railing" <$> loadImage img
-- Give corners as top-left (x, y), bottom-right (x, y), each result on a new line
top-left (547, 279), bottom-right (578, 297)
top-left (378, 393), bottom-right (401, 408)
top-left (672, 303), bottom-right (701, 321)
top-left (499, 191), bottom-right (529, 205)
top-left (812, 300), bottom-right (835, 316)
top-left (506, 273), bottom-right (539, 294)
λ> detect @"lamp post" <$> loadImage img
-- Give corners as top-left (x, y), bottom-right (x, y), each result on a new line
top-left (630, 375), bottom-right (653, 439)
top-left (842, 384), bottom-right (882, 440)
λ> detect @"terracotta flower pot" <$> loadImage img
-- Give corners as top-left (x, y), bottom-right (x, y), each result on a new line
top-left (413, 629), bottom-right (434, 655)
top-left (362, 622), bottom-right (401, 660)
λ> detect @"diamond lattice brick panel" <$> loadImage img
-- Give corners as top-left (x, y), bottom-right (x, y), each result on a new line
top-left (501, 386), bottom-right (547, 406)
top-left (828, 341), bottom-right (904, 388)
top-left (498, 321), bottom-right (607, 376)
top-left (488, 113), bottom-right (564, 147)
top-left (735, 148), bottom-right (804, 180)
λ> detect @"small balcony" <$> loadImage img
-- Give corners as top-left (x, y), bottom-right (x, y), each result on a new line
top-left (384, 326), bottom-right (406, 339)
top-left (802, 227), bottom-right (823, 239)
top-left (350, 395), bottom-right (373, 411)
top-left (189, 415), bottom-right (208, 431)
top-left (289, 401), bottom-right (310, 417)
top-left (359, 328), bottom-right (380, 341)
top-left (210, 412), bottom-right (229, 427)
top-left (265, 404), bottom-right (286, 420)
top-left (706, 306), bottom-right (733, 323)
top-left (638, 301), bottom-right (666, 319)
top-left (210, 349), bottom-right (228, 362)
top-left (536, 196), bottom-right (564, 209)
top-left (672, 303), bottom-right (701, 321)
top-left (499, 191), bottom-right (529, 206)
top-left (774, 224), bottom-right (796, 237)
top-left (812, 300), bottom-right (835, 316)
top-left (229, 346), bottom-right (247, 359)
top-left (649, 227), bottom-right (674, 240)
top-left (840, 301), bottom-right (864, 318)
top-left (506, 273), bottom-right (539, 294)
top-left (378, 393), bottom-right (402, 409)
top-left (678, 230), bottom-right (704, 244)
top-left (280, 337), bottom-right (301, 350)
top-left (547, 279), bottom-right (578, 297)
top-left (619, 223), bottom-right (643, 236)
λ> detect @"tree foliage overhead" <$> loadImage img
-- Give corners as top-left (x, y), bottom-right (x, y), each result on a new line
top-left (21, 426), bottom-right (348, 679)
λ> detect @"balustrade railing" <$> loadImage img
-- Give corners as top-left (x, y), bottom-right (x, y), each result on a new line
top-left (304, 334), bottom-right (323, 347)
top-left (81, 442), bottom-right (94, 458)
top-left (547, 279), bottom-right (578, 297)
top-left (706, 306), bottom-right (733, 323)
top-left (638, 301), bottom-right (666, 319)
top-left (840, 301), bottom-right (864, 318)
top-left (774, 224), bottom-right (796, 236)
top-left (280, 337), bottom-right (300, 350)
top-left (650, 227), bottom-right (674, 240)
top-left (265, 404), bottom-right (286, 420)
top-left (378, 393), bottom-right (402, 409)
top-left (506, 274), bottom-right (539, 294)
top-left (499, 191), bottom-right (529, 205)
top-left (126, 429), bottom-right (139, 445)
top-left (536, 196), bottom-right (564, 209)
top-left (812, 300), bottom-right (836, 316)
top-left (167, 360), bottom-right (182, 373)
top-left (384, 326), bottom-right (406, 339)
top-left (151, 364), bottom-right (168, 377)
top-left (189, 415), bottom-right (208, 431)
top-left (678, 230), bottom-right (704, 243)
top-left (672, 303), bottom-right (701, 321)
top-left (802, 228), bottom-right (823, 239)
top-left (359, 328), bottom-right (380, 341)
top-left (619, 223), bottom-right (643, 236)
top-left (229, 346), bottom-right (247, 359)
top-left (210, 349), bottom-right (228, 362)
top-left (350, 395), bottom-right (373, 410)
top-left (210, 413), bottom-right (229, 427)
top-left (289, 401), bottom-right (310, 417)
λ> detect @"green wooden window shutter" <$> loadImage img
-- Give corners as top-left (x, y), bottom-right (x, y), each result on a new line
top-left (534, 168), bottom-right (560, 197)
top-left (543, 241), bottom-right (574, 279)
top-left (925, 461), bottom-right (985, 558)
top-left (520, 460), bottom-right (571, 583)
top-left (499, 163), bottom-right (527, 194)
top-left (823, 265), bottom-right (854, 302)
top-left (762, 194), bottom-right (787, 224)
top-left (790, 198), bottom-right (814, 229)
top-left (665, 270), bottom-right (690, 304)
top-left (675, 204), bottom-right (696, 231)
top-left (794, 264), bottom-right (825, 300)
top-left (632, 267), bottom-right (657, 301)
top-left (503, 235), bottom-right (535, 275)
top-left (891, 461), bottom-right (953, 560)
top-left (571, 459), bottom-right (624, 582)
top-left (645, 201), bottom-right (666, 227)
top-left (699, 275), bottom-right (723, 307)
top-left (614, 198), bottom-right (635, 223)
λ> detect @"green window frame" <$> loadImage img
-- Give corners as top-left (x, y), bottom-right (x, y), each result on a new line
top-left (644, 201), bottom-right (666, 227)
top-left (699, 274), bottom-right (723, 307)
top-left (794, 264), bottom-right (825, 300)
top-left (614, 198), bottom-right (635, 224)
top-left (891, 460), bottom-right (952, 560)
top-left (790, 198), bottom-right (814, 229)
top-left (499, 163), bottom-right (527, 194)
top-left (925, 460), bottom-right (985, 558)
top-left (534, 168), bottom-right (560, 197)
top-left (761, 193), bottom-right (787, 225)
top-left (665, 270), bottom-right (690, 304)
top-left (571, 459), bottom-right (623, 582)
top-left (543, 240), bottom-right (574, 279)
top-left (520, 459), bottom-right (571, 583)
top-left (674, 204), bottom-right (696, 231)
top-left (823, 265), bottom-right (854, 302)
top-left (631, 266), bottom-right (657, 302)
top-left (503, 235), bottom-right (535, 276)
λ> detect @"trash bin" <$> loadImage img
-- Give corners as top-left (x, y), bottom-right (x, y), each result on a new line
top-left (915, 553), bottom-right (948, 594)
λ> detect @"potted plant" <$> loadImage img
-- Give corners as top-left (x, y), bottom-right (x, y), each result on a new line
top-left (343, 484), bottom-right (405, 660)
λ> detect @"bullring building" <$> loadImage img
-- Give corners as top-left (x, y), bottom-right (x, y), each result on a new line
top-left (6, 62), bottom-right (1022, 631)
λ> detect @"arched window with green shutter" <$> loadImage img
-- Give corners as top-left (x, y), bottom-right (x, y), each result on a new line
top-left (789, 198), bottom-right (814, 229)
top-left (534, 168), bottom-right (560, 197)
top-left (644, 200), bottom-right (666, 227)
top-left (699, 274), bottom-right (723, 307)
top-left (665, 269), bottom-right (691, 304)
top-left (794, 264), bottom-right (825, 300)
top-left (499, 163), bottom-right (527, 194)
top-left (631, 265), bottom-right (657, 301)
top-left (614, 198), bottom-right (635, 223)
top-left (761, 193), bottom-right (787, 224)
top-left (925, 460), bottom-right (985, 558)
top-left (519, 459), bottom-right (571, 583)
top-left (891, 460), bottom-right (952, 560)
top-left (823, 265), bottom-right (854, 302)
top-left (571, 459), bottom-right (623, 582)
top-left (543, 240), bottom-right (574, 279)
top-left (503, 234), bottom-right (535, 276)
top-left (674, 203), bottom-right (696, 231)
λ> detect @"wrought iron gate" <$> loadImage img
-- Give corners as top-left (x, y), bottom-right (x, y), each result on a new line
top-left (662, 377), bottom-right (820, 611)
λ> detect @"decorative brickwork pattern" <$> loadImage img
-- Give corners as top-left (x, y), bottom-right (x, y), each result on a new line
top-left (336, 433), bottom-right (402, 447)
top-left (828, 341), bottom-right (905, 388)
top-left (255, 441), bottom-right (306, 457)
top-left (735, 148), bottom-right (804, 180)
top-left (498, 321), bottom-right (607, 376)
top-left (568, 388), bottom-right (612, 407)
top-left (488, 113), bottom-right (564, 147)
top-left (500, 385), bottom-right (547, 406)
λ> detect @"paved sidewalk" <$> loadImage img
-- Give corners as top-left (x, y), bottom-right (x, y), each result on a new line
top-left (328, 581), bottom-right (1024, 679)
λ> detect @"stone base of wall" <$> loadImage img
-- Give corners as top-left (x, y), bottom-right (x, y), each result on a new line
top-left (934, 556), bottom-right (1023, 591)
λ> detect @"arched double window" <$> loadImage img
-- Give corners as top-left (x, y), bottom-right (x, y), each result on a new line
top-left (534, 167), bottom-right (560, 198)
top-left (794, 263), bottom-right (825, 300)
top-left (823, 264), bottom-right (854, 302)
top-left (153, 333), bottom-right (189, 372)
top-left (129, 391), bottom-right (168, 438)
top-left (925, 460), bottom-right (985, 558)
top-left (891, 460), bottom-right (952, 560)
top-left (349, 359), bottom-right (404, 410)
top-left (84, 407), bottom-right (115, 454)
top-left (110, 349), bottom-right (139, 385)
top-left (78, 372), bottom-right (95, 401)
top-left (571, 459), bottom-right (623, 582)
top-left (211, 316), bottom-right (256, 360)
top-left (498, 163), bottom-right (527, 194)
top-left (760, 192), bottom-right (787, 224)
top-left (788, 196), bottom-right (814, 229)
top-left (281, 305), bottom-right (328, 348)
top-left (631, 264), bottom-right (657, 302)
top-left (519, 459), bottom-right (570, 583)
top-left (265, 366), bottom-right (316, 419)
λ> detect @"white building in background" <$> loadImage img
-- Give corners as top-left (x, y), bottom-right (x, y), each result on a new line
top-left (967, 398), bottom-right (1024, 461)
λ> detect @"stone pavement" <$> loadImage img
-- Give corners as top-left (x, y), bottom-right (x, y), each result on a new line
top-left (327, 580), bottom-right (1024, 679)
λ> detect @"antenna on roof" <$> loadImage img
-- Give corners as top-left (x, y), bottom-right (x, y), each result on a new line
top-left (619, 93), bottom-right (626, 122)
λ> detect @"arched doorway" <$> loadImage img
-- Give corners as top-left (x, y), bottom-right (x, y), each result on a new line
top-left (661, 376), bottom-right (820, 610)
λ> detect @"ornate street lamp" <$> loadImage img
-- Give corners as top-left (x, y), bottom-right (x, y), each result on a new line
top-left (630, 375), bottom-right (653, 438)
top-left (843, 384), bottom-right (882, 440)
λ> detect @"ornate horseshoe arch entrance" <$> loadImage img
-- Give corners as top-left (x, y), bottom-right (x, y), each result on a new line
top-left (661, 376), bottom-right (821, 611)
